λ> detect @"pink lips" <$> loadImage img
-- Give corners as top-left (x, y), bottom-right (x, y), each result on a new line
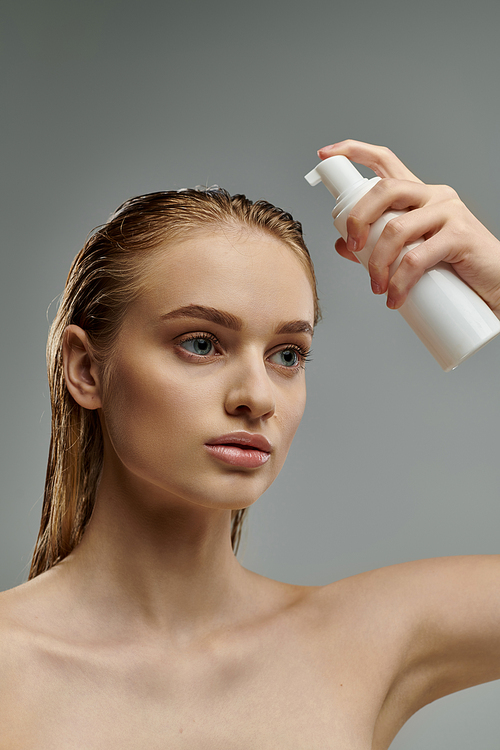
top-left (205, 432), bottom-right (272, 468)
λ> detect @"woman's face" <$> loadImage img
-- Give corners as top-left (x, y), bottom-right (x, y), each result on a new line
top-left (99, 227), bottom-right (315, 513)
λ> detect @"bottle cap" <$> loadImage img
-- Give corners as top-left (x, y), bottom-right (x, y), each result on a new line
top-left (305, 155), bottom-right (365, 199)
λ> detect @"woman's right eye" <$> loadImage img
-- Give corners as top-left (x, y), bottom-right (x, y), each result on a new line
top-left (179, 336), bottom-right (216, 356)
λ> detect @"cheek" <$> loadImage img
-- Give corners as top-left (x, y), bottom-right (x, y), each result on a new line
top-left (100, 359), bottom-right (206, 478)
top-left (275, 384), bottom-right (307, 454)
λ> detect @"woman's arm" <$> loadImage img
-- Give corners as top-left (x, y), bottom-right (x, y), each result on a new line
top-left (344, 556), bottom-right (500, 749)
top-left (316, 140), bottom-right (500, 744)
top-left (318, 140), bottom-right (500, 315)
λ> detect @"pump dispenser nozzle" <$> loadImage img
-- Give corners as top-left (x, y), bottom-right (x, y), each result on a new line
top-left (305, 155), bottom-right (366, 199)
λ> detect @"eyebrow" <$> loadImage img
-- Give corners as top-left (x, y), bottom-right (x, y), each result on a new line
top-left (160, 304), bottom-right (314, 336)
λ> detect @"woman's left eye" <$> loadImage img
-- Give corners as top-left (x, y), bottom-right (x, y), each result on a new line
top-left (179, 336), bottom-right (216, 356)
top-left (268, 348), bottom-right (304, 368)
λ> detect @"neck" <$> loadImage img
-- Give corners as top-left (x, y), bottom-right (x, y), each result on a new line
top-left (61, 459), bottom-right (253, 644)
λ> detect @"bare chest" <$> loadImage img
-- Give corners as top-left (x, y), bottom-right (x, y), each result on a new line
top-left (3, 625), bottom-right (383, 750)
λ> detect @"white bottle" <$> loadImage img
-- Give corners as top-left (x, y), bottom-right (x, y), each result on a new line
top-left (305, 155), bottom-right (500, 371)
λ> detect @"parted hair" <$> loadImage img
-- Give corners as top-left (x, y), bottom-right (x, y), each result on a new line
top-left (29, 187), bottom-right (320, 580)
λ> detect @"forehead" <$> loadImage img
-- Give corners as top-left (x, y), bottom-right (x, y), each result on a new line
top-left (135, 228), bottom-right (315, 328)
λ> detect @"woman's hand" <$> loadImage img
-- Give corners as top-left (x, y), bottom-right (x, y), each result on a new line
top-left (318, 140), bottom-right (500, 314)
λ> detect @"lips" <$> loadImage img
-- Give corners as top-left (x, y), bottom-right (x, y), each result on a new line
top-left (205, 432), bottom-right (272, 468)
top-left (206, 432), bottom-right (272, 452)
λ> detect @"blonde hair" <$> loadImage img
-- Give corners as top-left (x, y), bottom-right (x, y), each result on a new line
top-left (29, 188), bottom-right (320, 579)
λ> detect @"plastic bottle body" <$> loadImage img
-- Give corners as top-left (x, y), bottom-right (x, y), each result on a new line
top-left (305, 156), bottom-right (500, 371)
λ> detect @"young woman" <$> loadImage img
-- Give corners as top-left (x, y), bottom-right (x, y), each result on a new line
top-left (1, 140), bottom-right (500, 749)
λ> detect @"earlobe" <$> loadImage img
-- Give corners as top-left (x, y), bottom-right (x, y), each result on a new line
top-left (63, 325), bottom-right (103, 410)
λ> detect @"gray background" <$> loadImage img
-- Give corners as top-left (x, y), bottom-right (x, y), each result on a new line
top-left (2, 0), bottom-right (500, 746)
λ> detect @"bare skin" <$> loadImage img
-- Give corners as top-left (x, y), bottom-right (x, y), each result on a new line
top-left (2, 554), bottom-right (500, 749)
top-left (1, 145), bottom-right (500, 749)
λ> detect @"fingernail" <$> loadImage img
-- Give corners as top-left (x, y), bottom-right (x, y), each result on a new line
top-left (347, 236), bottom-right (358, 252)
top-left (387, 297), bottom-right (396, 309)
top-left (371, 280), bottom-right (382, 295)
top-left (318, 145), bottom-right (338, 158)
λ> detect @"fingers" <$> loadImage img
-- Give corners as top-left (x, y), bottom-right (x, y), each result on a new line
top-left (345, 178), bottom-right (438, 256)
top-left (335, 237), bottom-right (361, 264)
top-left (385, 231), bottom-right (458, 309)
top-left (347, 179), bottom-right (436, 231)
top-left (318, 139), bottom-right (422, 183)
top-left (363, 198), bottom-right (454, 294)
top-left (371, 199), bottom-right (461, 303)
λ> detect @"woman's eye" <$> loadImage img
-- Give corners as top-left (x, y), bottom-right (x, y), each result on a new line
top-left (269, 348), bottom-right (302, 368)
top-left (179, 337), bottom-right (216, 356)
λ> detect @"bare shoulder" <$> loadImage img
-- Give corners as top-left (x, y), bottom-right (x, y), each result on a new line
top-left (310, 554), bottom-right (500, 685)
top-left (0, 571), bottom-right (81, 740)
top-left (0, 577), bottom-right (52, 666)
top-left (0, 571), bottom-right (57, 628)
top-left (0, 571), bottom-right (69, 681)
top-left (313, 554), bottom-right (500, 745)
top-left (0, 581), bottom-right (37, 648)
top-left (0, 582), bottom-right (42, 739)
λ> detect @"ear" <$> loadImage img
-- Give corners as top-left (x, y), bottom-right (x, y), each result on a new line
top-left (63, 325), bottom-right (103, 410)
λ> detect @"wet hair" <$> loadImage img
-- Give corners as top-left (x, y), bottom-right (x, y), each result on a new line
top-left (29, 187), bottom-right (320, 579)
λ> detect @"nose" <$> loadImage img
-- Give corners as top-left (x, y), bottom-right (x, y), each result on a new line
top-left (224, 354), bottom-right (276, 421)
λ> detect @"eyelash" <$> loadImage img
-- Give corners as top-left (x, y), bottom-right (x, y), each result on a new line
top-left (176, 333), bottom-right (312, 370)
